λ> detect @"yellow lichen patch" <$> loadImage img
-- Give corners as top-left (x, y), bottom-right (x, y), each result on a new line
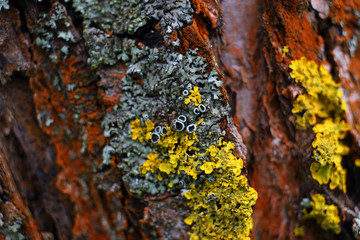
top-left (130, 119), bottom-right (155, 143)
top-left (294, 224), bottom-right (305, 237)
top-left (290, 57), bottom-right (346, 130)
top-left (140, 152), bottom-right (160, 174)
top-left (131, 118), bottom-right (257, 239)
top-left (283, 45), bottom-right (289, 56)
top-left (144, 120), bottom-right (155, 140)
top-left (199, 161), bottom-right (215, 174)
top-left (184, 86), bottom-right (202, 106)
top-left (137, 125), bottom-right (202, 178)
top-left (302, 194), bottom-right (341, 234)
top-left (289, 57), bottom-right (350, 193)
top-left (158, 128), bottom-right (201, 177)
top-left (311, 118), bottom-right (349, 192)
top-left (355, 159), bottom-right (360, 167)
top-left (184, 140), bottom-right (257, 240)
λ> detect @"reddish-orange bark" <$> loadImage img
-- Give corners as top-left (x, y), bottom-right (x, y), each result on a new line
top-left (2, 0), bottom-right (360, 239)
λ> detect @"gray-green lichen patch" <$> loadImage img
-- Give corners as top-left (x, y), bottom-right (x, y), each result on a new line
top-left (0, 62), bottom-right (30, 85)
top-left (348, 10), bottom-right (360, 57)
top-left (101, 46), bottom-right (230, 196)
top-left (0, 213), bottom-right (25, 240)
top-left (145, 0), bottom-right (193, 46)
top-left (72, 0), bottom-right (148, 35)
top-left (34, 2), bottom-right (79, 60)
top-left (72, 0), bottom-right (194, 68)
top-left (72, 0), bottom-right (229, 200)
top-left (146, 0), bottom-right (193, 33)
top-left (0, 0), bottom-right (9, 11)
top-left (36, 110), bottom-right (54, 128)
top-left (82, 29), bottom-right (149, 68)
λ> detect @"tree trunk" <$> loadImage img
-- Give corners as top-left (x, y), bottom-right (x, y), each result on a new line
top-left (1, 0), bottom-right (360, 239)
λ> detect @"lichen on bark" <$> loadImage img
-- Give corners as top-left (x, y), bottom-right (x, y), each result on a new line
top-left (72, 0), bottom-right (259, 238)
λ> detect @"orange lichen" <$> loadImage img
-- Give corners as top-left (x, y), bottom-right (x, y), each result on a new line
top-left (179, 16), bottom-right (214, 67)
top-left (190, 0), bottom-right (220, 29)
top-left (30, 51), bottom-right (112, 239)
top-left (329, 0), bottom-right (345, 24)
top-left (263, 0), bottom-right (321, 67)
top-left (0, 152), bottom-right (42, 240)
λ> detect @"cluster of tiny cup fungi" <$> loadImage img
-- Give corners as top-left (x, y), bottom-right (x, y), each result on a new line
top-left (150, 88), bottom-right (207, 144)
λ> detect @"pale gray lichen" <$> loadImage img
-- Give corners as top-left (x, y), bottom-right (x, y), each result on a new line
top-left (101, 46), bottom-right (230, 195)
top-left (0, 213), bottom-right (25, 240)
top-left (348, 10), bottom-right (360, 57)
top-left (145, 0), bottom-right (193, 33)
top-left (144, 0), bottom-right (193, 46)
top-left (82, 29), bottom-right (149, 68)
top-left (73, 0), bottom-right (193, 68)
top-left (0, 0), bottom-right (9, 11)
top-left (353, 213), bottom-right (360, 239)
top-left (72, 0), bottom-right (148, 35)
top-left (73, 0), bottom-right (229, 197)
top-left (34, 3), bottom-right (76, 59)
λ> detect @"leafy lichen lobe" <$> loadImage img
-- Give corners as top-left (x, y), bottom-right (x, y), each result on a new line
top-left (303, 194), bottom-right (341, 234)
top-left (290, 57), bottom-right (349, 192)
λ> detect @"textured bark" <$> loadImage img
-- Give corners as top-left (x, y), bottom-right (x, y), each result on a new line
top-left (218, 0), bottom-right (360, 239)
top-left (1, 0), bottom-right (360, 239)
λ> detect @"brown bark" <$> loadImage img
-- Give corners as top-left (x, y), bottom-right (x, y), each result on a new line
top-left (1, 0), bottom-right (360, 239)
top-left (218, 0), bottom-right (360, 239)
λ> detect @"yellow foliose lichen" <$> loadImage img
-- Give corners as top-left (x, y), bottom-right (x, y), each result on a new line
top-left (131, 118), bottom-right (257, 239)
top-left (139, 152), bottom-right (160, 174)
top-left (294, 224), bottom-right (305, 237)
top-left (184, 86), bottom-right (202, 106)
top-left (130, 119), bottom-right (155, 143)
top-left (302, 194), bottom-right (341, 234)
top-left (289, 57), bottom-right (346, 130)
top-left (184, 140), bottom-right (258, 239)
top-left (355, 159), bottom-right (360, 167)
top-left (283, 46), bottom-right (289, 56)
top-left (289, 57), bottom-right (350, 193)
top-left (311, 118), bottom-right (349, 192)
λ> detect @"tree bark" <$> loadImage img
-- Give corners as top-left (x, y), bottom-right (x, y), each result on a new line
top-left (1, 0), bottom-right (360, 239)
